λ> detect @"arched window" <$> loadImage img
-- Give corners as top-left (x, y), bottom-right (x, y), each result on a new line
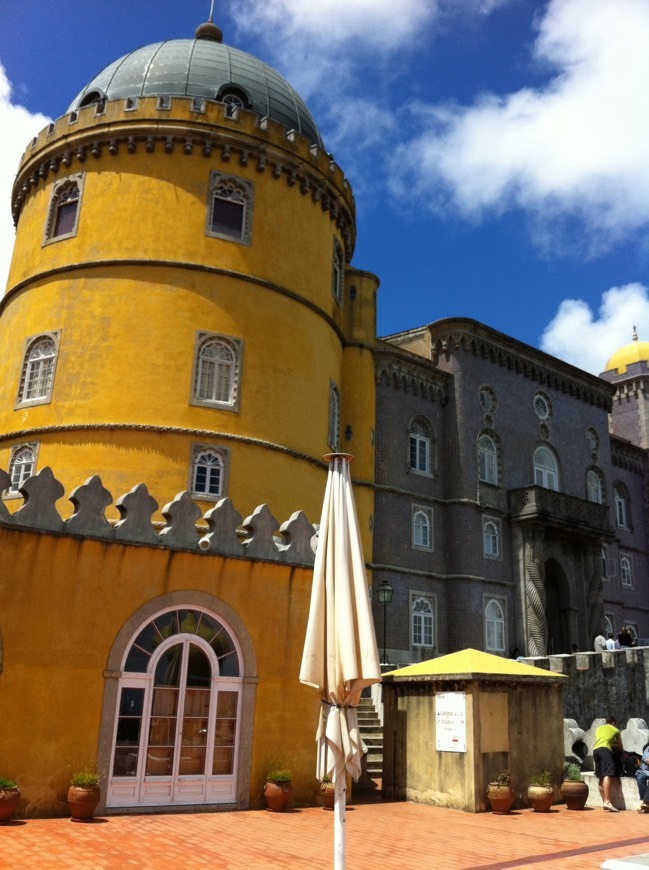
top-left (620, 555), bottom-right (633, 587)
top-left (332, 238), bottom-right (344, 305)
top-left (483, 518), bottom-right (500, 558)
top-left (45, 175), bottom-right (83, 242)
top-left (17, 335), bottom-right (58, 405)
top-left (533, 446), bottom-right (558, 491)
top-left (328, 381), bottom-right (340, 451)
top-left (192, 334), bottom-right (241, 409)
top-left (412, 506), bottom-right (432, 549)
top-left (206, 171), bottom-right (253, 244)
top-left (478, 434), bottom-right (498, 484)
top-left (9, 444), bottom-right (36, 493)
top-left (409, 420), bottom-right (432, 474)
top-left (485, 599), bottom-right (505, 653)
top-left (411, 596), bottom-right (434, 647)
top-left (191, 447), bottom-right (226, 499)
top-left (586, 469), bottom-right (603, 504)
top-left (614, 484), bottom-right (630, 529)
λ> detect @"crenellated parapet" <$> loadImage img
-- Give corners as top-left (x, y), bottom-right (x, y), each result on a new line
top-left (11, 97), bottom-right (356, 258)
top-left (0, 467), bottom-right (318, 565)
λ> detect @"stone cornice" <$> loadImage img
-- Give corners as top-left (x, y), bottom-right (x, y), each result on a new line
top-left (375, 344), bottom-right (450, 405)
top-left (12, 98), bottom-right (356, 259)
top-left (611, 436), bottom-right (647, 473)
top-left (427, 318), bottom-right (614, 411)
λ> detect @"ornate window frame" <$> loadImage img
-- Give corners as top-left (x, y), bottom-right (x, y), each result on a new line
top-left (411, 504), bottom-right (433, 551)
top-left (6, 442), bottom-right (39, 497)
top-left (189, 443), bottom-right (229, 501)
top-left (482, 516), bottom-right (501, 560)
top-left (190, 332), bottom-right (242, 412)
top-left (409, 417), bottom-right (435, 477)
top-left (614, 483), bottom-right (631, 530)
top-left (15, 332), bottom-right (60, 408)
top-left (484, 596), bottom-right (506, 654)
top-left (478, 432), bottom-right (499, 485)
top-left (43, 174), bottom-right (84, 245)
top-left (205, 171), bottom-right (254, 245)
top-left (533, 445), bottom-right (559, 491)
top-left (586, 468), bottom-right (604, 504)
top-left (410, 592), bottom-right (435, 650)
top-left (620, 554), bottom-right (633, 587)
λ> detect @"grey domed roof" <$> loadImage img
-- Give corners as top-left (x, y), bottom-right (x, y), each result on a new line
top-left (67, 38), bottom-right (324, 148)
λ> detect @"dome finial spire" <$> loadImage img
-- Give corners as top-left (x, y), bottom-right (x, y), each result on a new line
top-left (633, 325), bottom-right (639, 342)
top-left (195, 1), bottom-right (223, 42)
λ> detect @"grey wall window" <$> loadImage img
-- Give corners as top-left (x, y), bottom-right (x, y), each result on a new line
top-left (483, 517), bottom-right (501, 558)
top-left (485, 598), bottom-right (505, 653)
top-left (478, 434), bottom-right (498, 484)
top-left (586, 469), bottom-right (604, 504)
top-left (412, 505), bottom-right (432, 550)
top-left (205, 172), bottom-right (253, 245)
top-left (411, 595), bottom-right (434, 648)
top-left (614, 484), bottom-right (631, 529)
top-left (533, 445), bottom-right (559, 491)
top-left (409, 420), bottom-right (432, 474)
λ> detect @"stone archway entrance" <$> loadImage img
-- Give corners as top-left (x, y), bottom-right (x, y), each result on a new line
top-left (545, 559), bottom-right (571, 654)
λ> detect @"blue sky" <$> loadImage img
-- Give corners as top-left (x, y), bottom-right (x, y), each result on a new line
top-left (2, 0), bottom-right (649, 374)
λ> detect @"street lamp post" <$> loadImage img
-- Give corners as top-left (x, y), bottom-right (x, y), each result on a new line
top-left (377, 580), bottom-right (393, 665)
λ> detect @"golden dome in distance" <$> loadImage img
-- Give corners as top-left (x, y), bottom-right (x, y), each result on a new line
top-left (605, 327), bottom-right (649, 374)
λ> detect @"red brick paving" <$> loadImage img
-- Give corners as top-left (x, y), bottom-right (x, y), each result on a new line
top-left (1, 797), bottom-right (649, 869)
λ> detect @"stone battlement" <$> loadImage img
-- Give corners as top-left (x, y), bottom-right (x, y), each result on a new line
top-left (0, 466), bottom-right (317, 565)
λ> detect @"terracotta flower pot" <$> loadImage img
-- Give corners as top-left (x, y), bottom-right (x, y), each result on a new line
top-left (486, 784), bottom-right (515, 814)
top-left (560, 779), bottom-right (589, 810)
top-left (321, 781), bottom-right (335, 810)
top-left (67, 785), bottom-right (100, 821)
top-left (263, 779), bottom-right (292, 812)
top-left (527, 784), bottom-right (554, 813)
top-left (0, 787), bottom-right (20, 823)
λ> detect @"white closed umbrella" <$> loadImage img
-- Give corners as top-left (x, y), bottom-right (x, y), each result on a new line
top-left (300, 453), bottom-right (381, 870)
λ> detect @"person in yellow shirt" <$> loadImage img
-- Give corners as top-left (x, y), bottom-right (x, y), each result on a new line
top-left (593, 716), bottom-right (623, 812)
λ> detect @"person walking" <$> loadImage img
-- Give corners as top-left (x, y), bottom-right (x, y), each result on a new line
top-left (594, 716), bottom-right (623, 812)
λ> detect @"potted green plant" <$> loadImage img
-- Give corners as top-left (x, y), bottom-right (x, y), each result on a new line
top-left (0, 779), bottom-right (20, 823)
top-left (527, 770), bottom-right (554, 813)
top-left (486, 769), bottom-right (515, 814)
top-left (263, 768), bottom-right (293, 813)
top-left (67, 770), bottom-right (101, 821)
top-left (560, 762), bottom-right (589, 810)
top-left (321, 775), bottom-right (335, 810)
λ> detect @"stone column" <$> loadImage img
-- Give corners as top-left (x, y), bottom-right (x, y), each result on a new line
top-left (524, 529), bottom-right (547, 656)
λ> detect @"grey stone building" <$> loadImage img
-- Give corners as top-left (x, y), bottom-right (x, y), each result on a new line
top-left (372, 318), bottom-right (649, 665)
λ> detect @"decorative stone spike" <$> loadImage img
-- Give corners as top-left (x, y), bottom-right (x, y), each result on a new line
top-left (159, 491), bottom-right (202, 548)
top-left (13, 467), bottom-right (64, 531)
top-left (0, 470), bottom-right (12, 523)
top-left (277, 511), bottom-right (317, 564)
top-left (240, 504), bottom-right (280, 561)
top-left (199, 498), bottom-right (243, 556)
top-left (114, 483), bottom-right (159, 544)
top-left (65, 475), bottom-right (113, 537)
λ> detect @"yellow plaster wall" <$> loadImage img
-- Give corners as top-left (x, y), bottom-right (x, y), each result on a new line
top-left (0, 524), bottom-right (325, 816)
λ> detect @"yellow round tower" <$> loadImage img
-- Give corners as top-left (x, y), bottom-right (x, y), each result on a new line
top-left (0, 18), bottom-right (378, 535)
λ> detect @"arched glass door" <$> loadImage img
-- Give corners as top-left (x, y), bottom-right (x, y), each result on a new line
top-left (107, 608), bottom-right (242, 808)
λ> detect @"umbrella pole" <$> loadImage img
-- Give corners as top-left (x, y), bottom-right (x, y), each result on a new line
top-left (334, 770), bottom-right (346, 870)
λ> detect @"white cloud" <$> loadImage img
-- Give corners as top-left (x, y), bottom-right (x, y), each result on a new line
top-left (392, 0), bottom-right (649, 251)
top-left (540, 283), bottom-right (649, 374)
top-left (0, 62), bottom-right (51, 293)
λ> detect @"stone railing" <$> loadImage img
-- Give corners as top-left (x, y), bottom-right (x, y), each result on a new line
top-left (509, 486), bottom-right (611, 534)
top-left (0, 467), bottom-right (317, 565)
